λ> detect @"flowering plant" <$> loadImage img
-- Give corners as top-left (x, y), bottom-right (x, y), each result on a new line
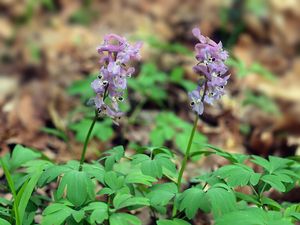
top-left (91, 34), bottom-right (142, 121)
top-left (0, 30), bottom-right (299, 225)
top-left (188, 28), bottom-right (230, 115)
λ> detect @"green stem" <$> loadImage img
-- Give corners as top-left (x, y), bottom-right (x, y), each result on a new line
top-left (177, 115), bottom-right (199, 191)
top-left (258, 183), bottom-right (267, 204)
top-left (250, 185), bottom-right (259, 198)
top-left (259, 183), bottom-right (267, 197)
top-left (172, 115), bottom-right (199, 217)
top-left (78, 113), bottom-right (98, 171)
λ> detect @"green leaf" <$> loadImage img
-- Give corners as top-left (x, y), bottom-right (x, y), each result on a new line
top-left (191, 143), bottom-right (248, 163)
top-left (84, 202), bottom-right (108, 224)
top-left (10, 145), bottom-right (41, 171)
top-left (235, 192), bottom-right (260, 205)
top-left (82, 162), bottom-right (105, 184)
top-left (147, 182), bottom-right (177, 206)
top-left (113, 193), bottom-right (150, 210)
top-left (0, 158), bottom-right (21, 225)
top-left (0, 197), bottom-right (11, 206)
top-left (250, 62), bottom-right (277, 81)
top-left (157, 218), bottom-right (191, 225)
top-left (177, 187), bottom-right (207, 219)
top-left (57, 170), bottom-right (95, 206)
top-left (261, 197), bottom-right (282, 210)
top-left (69, 118), bottom-right (113, 143)
top-left (142, 35), bottom-right (192, 55)
top-left (103, 171), bottom-right (125, 192)
top-left (67, 74), bottom-right (95, 101)
top-left (150, 128), bottom-right (168, 146)
top-left (128, 63), bottom-right (167, 103)
top-left (125, 171), bottom-right (157, 186)
top-left (155, 154), bottom-right (177, 177)
top-left (268, 156), bottom-right (294, 173)
top-left (214, 164), bottom-right (261, 187)
top-left (42, 203), bottom-right (73, 225)
top-left (17, 167), bottom-right (43, 223)
top-left (98, 187), bottom-right (114, 196)
top-left (284, 204), bottom-right (300, 222)
top-left (273, 172), bottom-right (294, 183)
top-left (72, 209), bottom-right (85, 223)
top-left (170, 67), bottom-right (184, 82)
top-left (150, 113), bottom-right (207, 155)
top-left (276, 169), bottom-right (300, 179)
top-left (226, 58), bottom-right (249, 78)
top-left (0, 206), bottom-right (11, 218)
top-left (132, 153), bottom-right (177, 179)
top-left (0, 218), bottom-right (10, 225)
top-left (243, 91), bottom-right (280, 115)
top-left (109, 213), bottom-right (141, 225)
top-left (251, 155), bottom-right (271, 172)
top-left (206, 185), bottom-right (237, 218)
top-left (38, 164), bottom-right (69, 187)
top-left (215, 207), bottom-right (293, 225)
top-left (69, 7), bottom-right (97, 25)
top-left (40, 127), bottom-right (68, 142)
top-left (131, 154), bottom-right (162, 179)
top-left (261, 174), bottom-right (286, 192)
top-left (143, 158), bottom-right (163, 178)
top-left (101, 146), bottom-right (124, 171)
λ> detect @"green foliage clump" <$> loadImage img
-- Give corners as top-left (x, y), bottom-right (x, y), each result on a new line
top-left (1, 144), bottom-right (299, 225)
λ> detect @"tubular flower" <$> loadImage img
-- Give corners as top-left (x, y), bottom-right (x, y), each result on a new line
top-left (91, 34), bottom-right (142, 122)
top-left (188, 28), bottom-right (229, 115)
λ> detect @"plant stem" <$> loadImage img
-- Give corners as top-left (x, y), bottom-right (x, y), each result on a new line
top-left (78, 113), bottom-right (98, 171)
top-left (177, 115), bottom-right (199, 191)
top-left (172, 115), bottom-right (199, 217)
top-left (250, 185), bottom-right (259, 198)
top-left (260, 183), bottom-right (267, 197)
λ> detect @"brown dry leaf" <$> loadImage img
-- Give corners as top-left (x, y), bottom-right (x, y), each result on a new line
top-left (17, 93), bottom-right (43, 132)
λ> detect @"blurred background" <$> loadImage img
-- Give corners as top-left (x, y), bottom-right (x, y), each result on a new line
top-left (0, 0), bottom-right (299, 169)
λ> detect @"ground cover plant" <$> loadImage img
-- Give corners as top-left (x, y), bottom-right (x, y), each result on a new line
top-left (1, 25), bottom-right (300, 225)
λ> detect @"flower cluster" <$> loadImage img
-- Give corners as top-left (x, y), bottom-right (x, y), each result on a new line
top-left (91, 34), bottom-right (142, 122)
top-left (188, 28), bottom-right (230, 115)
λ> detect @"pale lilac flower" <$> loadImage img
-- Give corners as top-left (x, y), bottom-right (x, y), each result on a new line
top-left (91, 34), bottom-right (142, 122)
top-left (188, 86), bottom-right (204, 115)
top-left (188, 28), bottom-right (229, 115)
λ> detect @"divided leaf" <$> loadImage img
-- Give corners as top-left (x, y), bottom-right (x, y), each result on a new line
top-left (150, 112), bottom-right (207, 155)
top-left (101, 146), bottom-right (125, 171)
top-left (206, 185), bottom-right (237, 218)
top-left (157, 219), bottom-right (191, 225)
top-left (146, 182), bottom-right (177, 207)
top-left (103, 171), bottom-right (125, 192)
top-left (132, 153), bottom-right (176, 179)
top-left (215, 207), bottom-right (293, 225)
top-left (84, 202), bottom-right (108, 224)
top-left (10, 145), bottom-right (41, 171)
top-left (214, 163), bottom-right (261, 187)
top-left (261, 174), bottom-right (286, 192)
top-left (177, 187), bottom-right (207, 219)
top-left (42, 203), bottom-right (74, 225)
top-left (125, 171), bottom-right (157, 186)
top-left (113, 193), bottom-right (150, 210)
top-left (69, 118), bottom-right (113, 143)
top-left (109, 213), bottom-right (141, 225)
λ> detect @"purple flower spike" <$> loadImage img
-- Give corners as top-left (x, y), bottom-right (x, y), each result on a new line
top-left (188, 28), bottom-right (229, 115)
top-left (91, 34), bottom-right (142, 122)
